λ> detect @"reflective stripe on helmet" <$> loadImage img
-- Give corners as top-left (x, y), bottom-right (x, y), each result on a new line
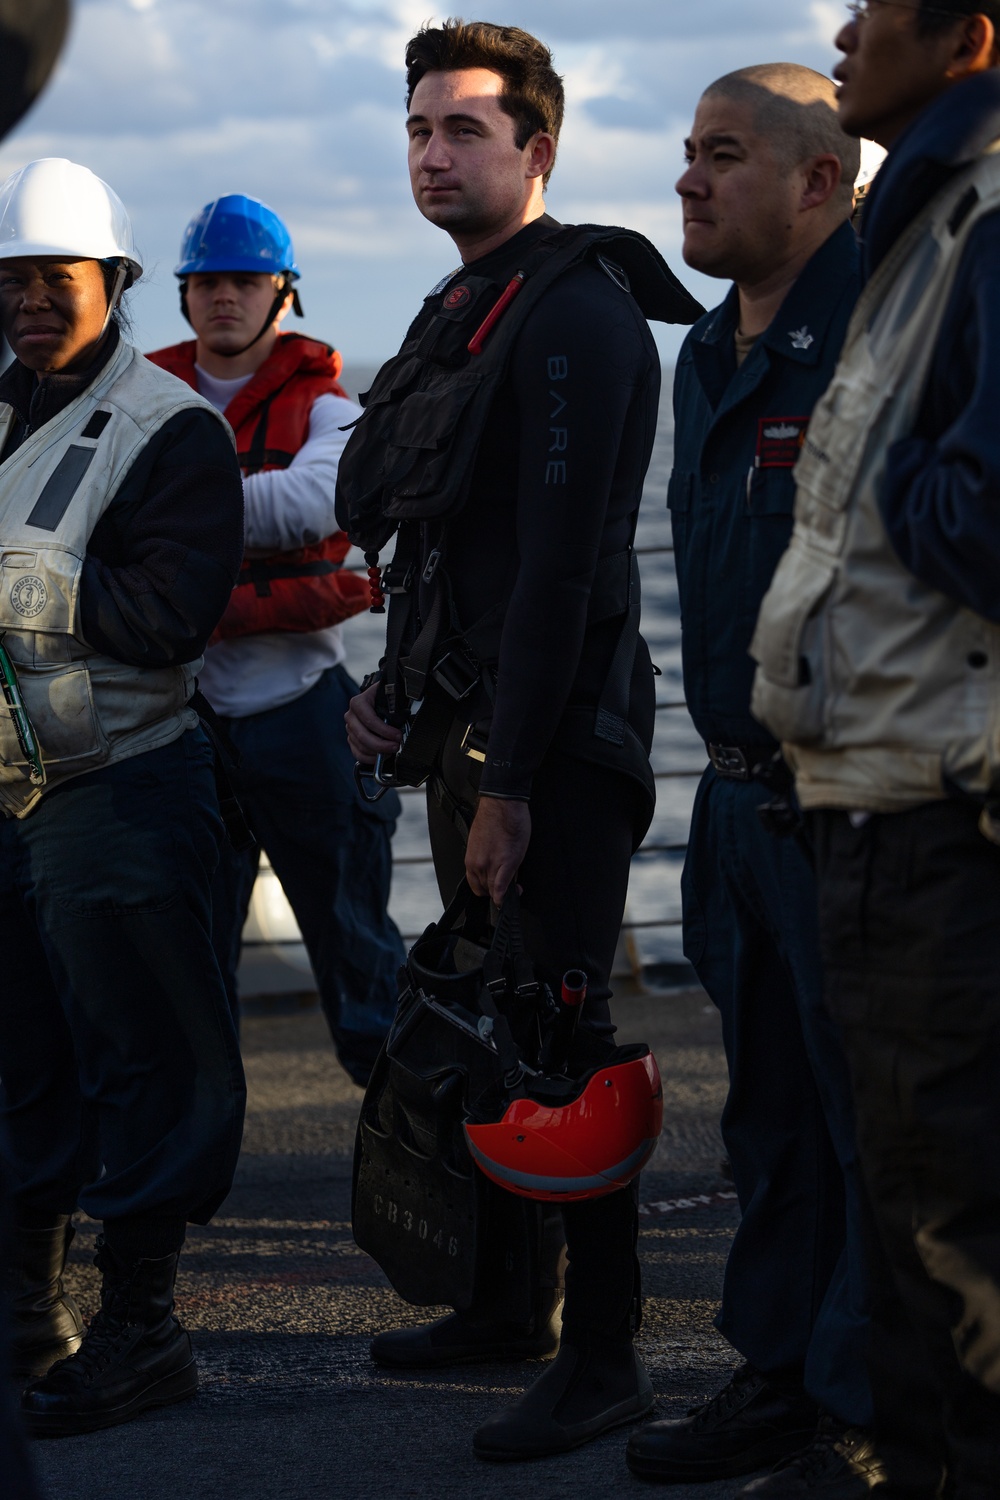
top-left (465, 1134), bottom-right (657, 1199)
top-left (462, 1052), bottom-right (664, 1203)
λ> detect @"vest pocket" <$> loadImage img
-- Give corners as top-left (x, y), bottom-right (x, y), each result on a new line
top-left (0, 546), bottom-right (81, 635)
top-left (0, 661), bottom-right (107, 773)
top-left (385, 376), bottom-right (482, 505)
top-left (750, 542), bottom-right (835, 743)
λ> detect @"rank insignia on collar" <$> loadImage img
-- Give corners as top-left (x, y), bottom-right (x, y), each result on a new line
top-left (789, 326), bottom-right (814, 350)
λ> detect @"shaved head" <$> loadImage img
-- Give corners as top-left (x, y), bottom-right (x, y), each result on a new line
top-left (703, 64), bottom-right (860, 209)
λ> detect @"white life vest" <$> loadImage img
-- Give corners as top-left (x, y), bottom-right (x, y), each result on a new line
top-left (750, 145), bottom-right (1000, 812)
top-left (0, 337), bottom-right (234, 817)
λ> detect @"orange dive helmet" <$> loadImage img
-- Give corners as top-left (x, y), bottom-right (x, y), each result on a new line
top-left (464, 1049), bottom-right (663, 1204)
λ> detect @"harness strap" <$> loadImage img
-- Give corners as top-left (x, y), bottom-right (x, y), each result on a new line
top-left (478, 886), bottom-right (532, 1092)
top-left (428, 772), bottom-right (474, 843)
top-left (402, 569), bottom-right (448, 702)
top-left (381, 523), bottom-right (421, 721)
top-left (424, 880), bottom-right (531, 1093)
top-left (392, 682), bottom-right (459, 788)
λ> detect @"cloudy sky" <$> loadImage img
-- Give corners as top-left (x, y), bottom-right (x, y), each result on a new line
top-left (2, 0), bottom-right (850, 370)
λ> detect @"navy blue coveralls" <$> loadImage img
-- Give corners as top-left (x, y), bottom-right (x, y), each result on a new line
top-left (670, 220), bottom-right (871, 1427)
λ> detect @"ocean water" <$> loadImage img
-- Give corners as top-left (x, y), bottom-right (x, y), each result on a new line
top-left (335, 365), bottom-right (703, 979)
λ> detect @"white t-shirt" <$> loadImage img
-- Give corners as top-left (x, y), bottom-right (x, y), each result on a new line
top-left (194, 361), bottom-right (363, 718)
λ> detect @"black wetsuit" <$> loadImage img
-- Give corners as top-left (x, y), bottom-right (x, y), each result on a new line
top-left (430, 214), bottom-right (658, 803)
top-left (414, 216), bottom-right (661, 1342)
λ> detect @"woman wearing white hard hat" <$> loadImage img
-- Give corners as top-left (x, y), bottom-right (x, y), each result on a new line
top-left (0, 158), bottom-right (247, 1436)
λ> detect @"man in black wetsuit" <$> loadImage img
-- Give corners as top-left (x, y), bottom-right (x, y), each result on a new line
top-left (344, 19), bottom-right (699, 1462)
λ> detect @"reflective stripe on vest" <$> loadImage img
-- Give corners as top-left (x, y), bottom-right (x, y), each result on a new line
top-left (0, 339), bottom-right (233, 817)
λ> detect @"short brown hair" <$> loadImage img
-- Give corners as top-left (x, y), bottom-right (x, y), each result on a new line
top-left (405, 19), bottom-right (564, 181)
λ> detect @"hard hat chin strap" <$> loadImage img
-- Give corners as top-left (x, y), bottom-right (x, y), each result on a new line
top-left (178, 273), bottom-right (304, 358)
top-left (99, 262), bottom-right (128, 338)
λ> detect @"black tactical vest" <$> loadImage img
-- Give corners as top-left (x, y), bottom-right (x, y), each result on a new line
top-left (338, 222), bottom-right (703, 803)
top-left (335, 222), bottom-right (703, 554)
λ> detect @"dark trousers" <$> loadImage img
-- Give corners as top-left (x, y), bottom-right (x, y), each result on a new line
top-left (0, 730), bottom-right (246, 1226)
top-left (813, 802), bottom-right (1000, 1497)
top-left (1, 1156), bottom-right (41, 1499)
top-left (681, 771), bottom-right (872, 1427)
top-left (428, 727), bottom-right (649, 1341)
top-left (211, 665), bottom-right (406, 1082)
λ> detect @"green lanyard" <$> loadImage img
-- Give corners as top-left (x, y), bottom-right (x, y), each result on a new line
top-left (0, 637), bottom-right (45, 786)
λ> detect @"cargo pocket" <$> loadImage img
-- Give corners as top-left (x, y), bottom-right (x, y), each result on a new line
top-left (750, 541), bottom-right (836, 744)
top-left (385, 376), bottom-right (483, 509)
top-left (0, 661), bottom-right (107, 773)
top-left (0, 546), bottom-right (81, 636)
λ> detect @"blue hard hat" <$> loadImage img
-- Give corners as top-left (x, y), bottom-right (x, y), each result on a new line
top-left (175, 194), bottom-right (300, 279)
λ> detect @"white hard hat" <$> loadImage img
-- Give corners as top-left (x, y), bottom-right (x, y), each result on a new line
top-left (0, 158), bottom-right (142, 278)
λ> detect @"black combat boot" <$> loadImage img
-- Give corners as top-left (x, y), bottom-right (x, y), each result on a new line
top-left (738, 1418), bottom-right (885, 1495)
top-left (626, 1362), bottom-right (819, 1482)
top-left (5, 1215), bottom-right (84, 1378)
top-left (21, 1236), bottom-right (197, 1437)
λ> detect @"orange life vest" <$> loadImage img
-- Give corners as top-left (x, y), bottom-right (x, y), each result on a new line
top-left (148, 332), bottom-right (368, 639)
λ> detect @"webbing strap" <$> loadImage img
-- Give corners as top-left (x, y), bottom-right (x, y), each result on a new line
top-left (381, 524), bottom-right (420, 720)
top-left (402, 575), bottom-right (448, 702)
top-left (424, 880), bottom-right (531, 1091)
top-left (392, 685), bottom-right (456, 788)
top-left (243, 394), bottom-right (277, 475)
top-left (429, 773), bottom-right (474, 842)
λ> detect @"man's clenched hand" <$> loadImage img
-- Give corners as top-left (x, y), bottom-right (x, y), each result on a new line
top-left (465, 795), bottom-right (531, 907)
top-left (345, 682), bottom-right (403, 764)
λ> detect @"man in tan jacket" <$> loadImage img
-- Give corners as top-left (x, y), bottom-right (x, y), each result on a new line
top-left (751, 5), bottom-right (1000, 1494)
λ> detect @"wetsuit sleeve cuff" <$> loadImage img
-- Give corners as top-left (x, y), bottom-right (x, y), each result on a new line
top-left (477, 764), bottom-right (533, 800)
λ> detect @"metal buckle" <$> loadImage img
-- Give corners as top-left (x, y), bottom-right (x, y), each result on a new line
top-left (432, 649), bottom-right (480, 702)
top-left (708, 743), bottom-right (751, 781)
top-left (382, 561), bottom-right (414, 595)
top-left (460, 723), bottom-right (488, 763)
